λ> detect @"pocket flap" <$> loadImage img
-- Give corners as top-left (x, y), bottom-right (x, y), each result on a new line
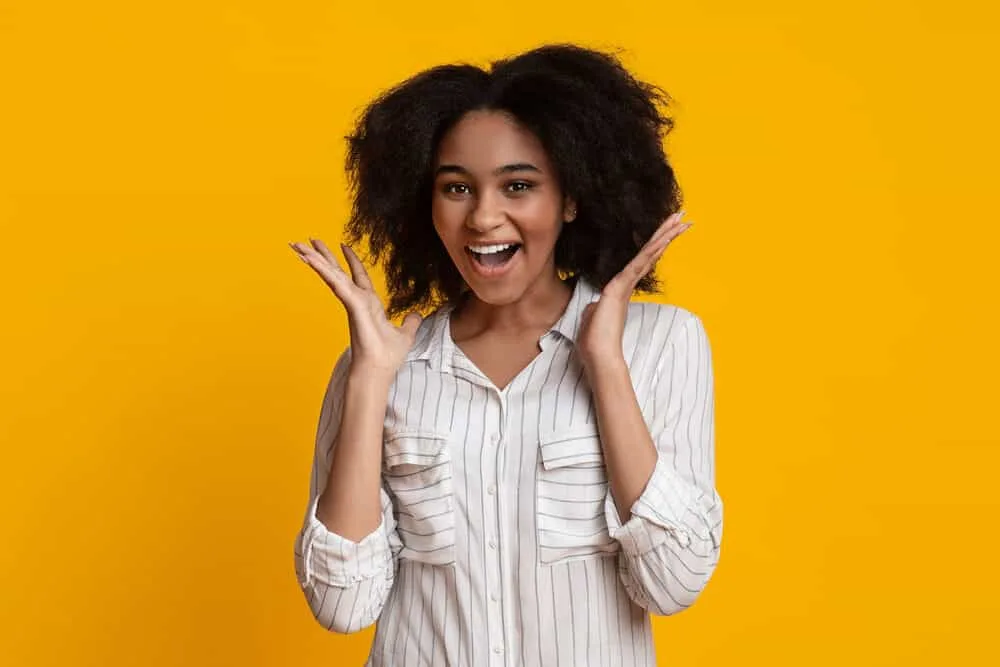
top-left (538, 424), bottom-right (604, 470)
top-left (383, 428), bottom-right (450, 468)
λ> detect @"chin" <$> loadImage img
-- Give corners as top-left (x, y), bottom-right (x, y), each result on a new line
top-left (463, 280), bottom-right (525, 306)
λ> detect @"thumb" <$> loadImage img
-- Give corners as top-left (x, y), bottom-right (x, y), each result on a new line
top-left (400, 311), bottom-right (423, 340)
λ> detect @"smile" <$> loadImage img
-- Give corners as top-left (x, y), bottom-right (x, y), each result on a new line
top-left (465, 243), bottom-right (522, 276)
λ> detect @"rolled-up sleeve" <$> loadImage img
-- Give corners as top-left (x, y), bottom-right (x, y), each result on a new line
top-left (604, 313), bottom-right (724, 615)
top-left (292, 348), bottom-right (402, 633)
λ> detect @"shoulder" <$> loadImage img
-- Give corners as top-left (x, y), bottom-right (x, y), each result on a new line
top-left (403, 306), bottom-right (449, 363)
top-left (624, 299), bottom-right (706, 349)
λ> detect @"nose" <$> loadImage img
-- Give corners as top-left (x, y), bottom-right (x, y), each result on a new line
top-left (466, 190), bottom-right (506, 233)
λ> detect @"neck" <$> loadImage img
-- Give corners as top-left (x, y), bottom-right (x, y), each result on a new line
top-left (452, 270), bottom-right (573, 339)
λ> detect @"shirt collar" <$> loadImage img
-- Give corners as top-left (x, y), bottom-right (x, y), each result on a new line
top-left (549, 276), bottom-right (600, 344)
top-left (404, 276), bottom-right (601, 372)
top-left (404, 301), bottom-right (455, 372)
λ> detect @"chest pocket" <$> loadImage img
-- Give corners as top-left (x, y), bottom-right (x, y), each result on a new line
top-left (536, 423), bottom-right (619, 565)
top-left (382, 428), bottom-right (456, 566)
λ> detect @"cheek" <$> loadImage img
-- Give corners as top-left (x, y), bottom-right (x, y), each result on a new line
top-left (431, 197), bottom-right (465, 230)
top-left (518, 199), bottom-right (564, 242)
top-left (431, 199), bottom-right (467, 255)
top-left (430, 200), bottom-right (450, 237)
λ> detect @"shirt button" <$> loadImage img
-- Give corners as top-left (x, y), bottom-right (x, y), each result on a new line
top-left (493, 646), bottom-right (504, 654)
top-left (490, 433), bottom-right (500, 445)
top-left (490, 592), bottom-right (498, 602)
top-left (488, 538), bottom-right (497, 549)
top-left (487, 484), bottom-right (496, 495)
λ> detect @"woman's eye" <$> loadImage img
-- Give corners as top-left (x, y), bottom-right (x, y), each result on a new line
top-left (505, 181), bottom-right (533, 194)
top-left (443, 183), bottom-right (470, 195)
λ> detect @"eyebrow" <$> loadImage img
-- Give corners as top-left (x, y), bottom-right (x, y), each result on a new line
top-left (434, 163), bottom-right (542, 177)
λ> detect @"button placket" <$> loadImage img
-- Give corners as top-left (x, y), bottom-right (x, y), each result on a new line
top-left (487, 392), bottom-right (508, 665)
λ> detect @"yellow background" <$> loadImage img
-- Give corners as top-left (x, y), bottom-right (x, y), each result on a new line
top-left (2, 1), bottom-right (998, 665)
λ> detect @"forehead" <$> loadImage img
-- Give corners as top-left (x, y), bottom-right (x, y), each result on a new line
top-left (434, 110), bottom-right (551, 171)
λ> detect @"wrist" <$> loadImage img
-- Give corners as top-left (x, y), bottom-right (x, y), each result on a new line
top-left (579, 347), bottom-right (627, 372)
top-left (346, 365), bottom-right (396, 393)
top-left (581, 353), bottom-right (629, 387)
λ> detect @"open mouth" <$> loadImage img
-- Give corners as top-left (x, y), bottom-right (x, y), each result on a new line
top-left (466, 243), bottom-right (522, 270)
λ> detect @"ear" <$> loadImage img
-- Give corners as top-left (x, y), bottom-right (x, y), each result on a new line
top-left (563, 196), bottom-right (577, 223)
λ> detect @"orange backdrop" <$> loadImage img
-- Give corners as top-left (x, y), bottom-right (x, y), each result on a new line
top-left (2, 1), bottom-right (998, 665)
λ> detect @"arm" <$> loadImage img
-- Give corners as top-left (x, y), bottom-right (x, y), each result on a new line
top-left (590, 314), bottom-right (723, 615)
top-left (288, 237), bottom-right (421, 634)
top-left (293, 348), bottom-right (403, 634)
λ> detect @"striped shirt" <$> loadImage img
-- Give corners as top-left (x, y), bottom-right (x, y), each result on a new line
top-left (293, 277), bottom-right (723, 666)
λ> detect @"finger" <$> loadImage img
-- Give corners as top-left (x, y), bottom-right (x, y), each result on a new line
top-left (643, 223), bottom-right (688, 267)
top-left (606, 247), bottom-right (650, 295)
top-left (627, 230), bottom-right (673, 281)
top-left (645, 211), bottom-right (686, 246)
top-left (603, 213), bottom-right (685, 296)
top-left (340, 243), bottom-right (375, 291)
top-left (399, 311), bottom-right (423, 339)
top-left (295, 241), bottom-right (355, 281)
top-left (643, 235), bottom-right (675, 273)
top-left (609, 223), bottom-right (685, 295)
top-left (294, 245), bottom-right (348, 287)
top-left (636, 222), bottom-right (690, 276)
top-left (290, 242), bottom-right (361, 305)
top-left (309, 237), bottom-right (339, 265)
top-left (291, 241), bottom-right (333, 270)
top-left (645, 211), bottom-right (682, 242)
top-left (644, 218), bottom-right (691, 260)
top-left (289, 242), bottom-right (311, 265)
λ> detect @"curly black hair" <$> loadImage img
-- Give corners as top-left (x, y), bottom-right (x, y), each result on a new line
top-left (344, 43), bottom-right (682, 317)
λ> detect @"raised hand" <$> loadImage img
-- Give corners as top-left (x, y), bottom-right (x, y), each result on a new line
top-left (289, 238), bottom-right (422, 381)
top-left (576, 211), bottom-right (692, 370)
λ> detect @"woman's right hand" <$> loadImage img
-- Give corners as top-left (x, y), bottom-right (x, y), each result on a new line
top-left (289, 238), bottom-right (422, 381)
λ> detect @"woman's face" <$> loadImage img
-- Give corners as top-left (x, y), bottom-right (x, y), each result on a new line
top-left (431, 109), bottom-right (574, 307)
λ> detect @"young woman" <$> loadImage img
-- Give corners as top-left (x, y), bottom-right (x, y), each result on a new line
top-left (290, 44), bottom-right (723, 666)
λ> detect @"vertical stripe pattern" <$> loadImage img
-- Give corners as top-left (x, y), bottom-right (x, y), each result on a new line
top-left (293, 278), bottom-right (723, 666)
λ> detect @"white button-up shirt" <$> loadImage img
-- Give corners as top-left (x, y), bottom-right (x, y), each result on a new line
top-left (294, 277), bottom-right (723, 666)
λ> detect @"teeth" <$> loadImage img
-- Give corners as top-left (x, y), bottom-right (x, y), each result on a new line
top-left (468, 243), bottom-right (517, 255)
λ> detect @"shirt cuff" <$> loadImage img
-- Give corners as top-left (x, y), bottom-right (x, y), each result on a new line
top-left (604, 455), bottom-right (697, 555)
top-left (301, 496), bottom-right (393, 587)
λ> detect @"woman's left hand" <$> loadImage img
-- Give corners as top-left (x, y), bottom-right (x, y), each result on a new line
top-left (576, 211), bottom-right (692, 370)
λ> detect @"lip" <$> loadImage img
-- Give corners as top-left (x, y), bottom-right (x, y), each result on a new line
top-left (464, 245), bottom-right (521, 279)
top-left (465, 241), bottom-right (522, 249)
